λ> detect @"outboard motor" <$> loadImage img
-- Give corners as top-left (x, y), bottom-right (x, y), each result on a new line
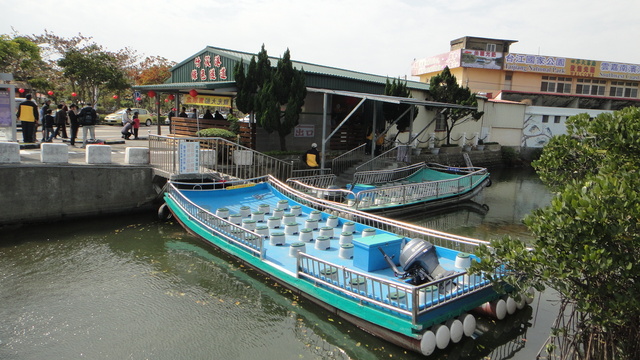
top-left (379, 238), bottom-right (458, 286)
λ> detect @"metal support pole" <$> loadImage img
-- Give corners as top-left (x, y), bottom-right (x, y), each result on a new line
top-left (321, 93), bottom-right (328, 169)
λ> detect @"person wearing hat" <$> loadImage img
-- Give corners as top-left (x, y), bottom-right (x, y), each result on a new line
top-left (305, 142), bottom-right (320, 168)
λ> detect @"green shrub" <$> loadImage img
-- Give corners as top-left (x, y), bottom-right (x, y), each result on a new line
top-left (196, 128), bottom-right (237, 139)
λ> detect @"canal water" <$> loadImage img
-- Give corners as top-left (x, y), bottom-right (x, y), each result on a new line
top-left (0, 168), bottom-right (557, 360)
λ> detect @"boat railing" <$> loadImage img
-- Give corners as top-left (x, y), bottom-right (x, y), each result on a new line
top-left (351, 169), bottom-right (490, 210)
top-left (287, 173), bottom-right (338, 190)
top-left (149, 135), bottom-right (293, 181)
top-left (424, 162), bottom-right (488, 176)
top-left (296, 252), bottom-right (506, 324)
top-left (351, 162), bottom-right (425, 186)
top-left (166, 181), bottom-right (266, 260)
top-left (330, 143), bottom-right (367, 175)
top-left (355, 146), bottom-right (400, 172)
top-left (266, 175), bottom-right (490, 252)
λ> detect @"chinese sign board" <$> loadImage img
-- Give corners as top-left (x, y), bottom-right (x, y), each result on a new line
top-left (411, 50), bottom-right (461, 76)
top-left (505, 53), bottom-right (640, 81)
top-left (183, 94), bottom-right (232, 107)
top-left (190, 54), bottom-right (227, 82)
top-left (294, 124), bottom-right (314, 137)
top-left (178, 141), bottom-right (200, 174)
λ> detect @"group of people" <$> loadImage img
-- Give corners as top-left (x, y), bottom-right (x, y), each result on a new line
top-left (16, 94), bottom-right (98, 147)
top-left (120, 108), bottom-right (140, 140)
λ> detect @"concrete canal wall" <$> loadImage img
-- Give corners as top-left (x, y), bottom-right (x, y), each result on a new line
top-left (0, 165), bottom-right (157, 226)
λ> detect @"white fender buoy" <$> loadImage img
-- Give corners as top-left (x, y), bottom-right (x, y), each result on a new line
top-left (525, 288), bottom-right (535, 304)
top-left (475, 299), bottom-right (507, 320)
top-left (459, 313), bottom-right (476, 337)
top-left (420, 330), bottom-right (437, 356)
top-left (446, 318), bottom-right (464, 343)
top-left (433, 324), bottom-right (450, 350)
top-left (516, 295), bottom-right (527, 310)
top-left (505, 296), bottom-right (517, 315)
top-left (157, 203), bottom-right (172, 221)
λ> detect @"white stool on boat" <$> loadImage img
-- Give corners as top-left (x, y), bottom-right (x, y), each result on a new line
top-left (229, 214), bottom-right (243, 225)
top-left (239, 206), bottom-right (251, 218)
top-left (290, 205), bottom-right (302, 216)
top-left (339, 232), bottom-right (353, 245)
top-left (267, 217), bottom-right (281, 229)
top-left (309, 210), bottom-right (322, 221)
top-left (258, 204), bottom-right (271, 214)
top-left (349, 276), bottom-right (367, 293)
top-left (362, 228), bottom-right (376, 237)
top-left (284, 222), bottom-right (299, 235)
top-left (315, 236), bottom-right (331, 250)
top-left (272, 208), bottom-right (284, 218)
top-left (326, 215), bottom-right (339, 228)
top-left (282, 214), bottom-right (296, 224)
top-left (319, 226), bottom-right (334, 239)
top-left (251, 211), bottom-right (265, 222)
top-left (277, 200), bottom-right (289, 210)
top-left (455, 252), bottom-right (471, 269)
top-left (319, 267), bottom-right (338, 282)
top-left (342, 222), bottom-right (355, 234)
top-left (216, 208), bottom-right (229, 219)
top-left (299, 228), bottom-right (313, 242)
top-left (242, 219), bottom-right (257, 231)
top-left (289, 242), bottom-right (306, 258)
top-left (304, 219), bottom-right (319, 230)
top-left (339, 243), bottom-right (354, 259)
top-left (419, 285), bottom-right (439, 305)
top-left (255, 225), bottom-right (270, 238)
top-left (270, 232), bottom-right (286, 246)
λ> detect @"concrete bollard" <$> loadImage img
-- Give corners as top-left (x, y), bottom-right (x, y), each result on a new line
top-left (86, 145), bottom-right (112, 164)
top-left (125, 147), bottom-right (149, 165)
top-left (41, 143), bottom-right (69, 164)
top-left (0, 142), bottom-right (20, 163)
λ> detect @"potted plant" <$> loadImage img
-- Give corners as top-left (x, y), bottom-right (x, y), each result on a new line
top-left (476, 139), bottom-right (485, 151)
top-left (439, 143), bottom-right (461, 154)
top-left (463, 142), bottom-right (472, 152)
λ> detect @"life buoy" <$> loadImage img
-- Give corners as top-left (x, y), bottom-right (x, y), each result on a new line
top-left (158, 203), bottom-right (173, 221)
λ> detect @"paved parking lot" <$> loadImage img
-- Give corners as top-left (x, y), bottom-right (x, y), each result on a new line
top-left (17, 125), bottom-right (170, 165)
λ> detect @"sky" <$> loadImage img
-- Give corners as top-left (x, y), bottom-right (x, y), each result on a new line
top-left (2, 0), bottom-right (639, 80)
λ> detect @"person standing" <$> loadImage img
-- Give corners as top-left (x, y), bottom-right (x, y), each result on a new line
top-left (132, 111), bottom-right (140, 139)
top-left (68, 104), bottom-right (79, 146)
top-left (43, 109), bottom-right (55, 142)
top-left (202, 109), bottom-right (214, 119)
top-left (78, 103), bottom-right (97, 148)
top-left (305, 143), bottom-right (320, 168)
top-left (178, 107), bottom-right (187, 117)
top-left (16, 94), bottom-right (38, 143)
top-left (40, 99), bottom-right (51, 142)
top-left (53, 104), bottom-right (68, 139)
top-left (214, 110), bottom-right (225, 120)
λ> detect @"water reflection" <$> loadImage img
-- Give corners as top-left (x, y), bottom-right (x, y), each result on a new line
top-left (0, 168), bottom-right (555, 360)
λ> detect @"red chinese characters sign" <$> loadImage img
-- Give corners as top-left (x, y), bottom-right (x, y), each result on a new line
top-left (190, 54), bottom-right (227, 81)
top-left (294, 124), bottom-right (314, 137)
top-left (183, 94), bottom-right (232, 106)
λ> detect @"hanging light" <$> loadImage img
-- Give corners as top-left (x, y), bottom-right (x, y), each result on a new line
top-left (164, 99), bottom-right (169, 102)
top-left (71, 92), bottom-right (77, 97)
top-left (136, 97), bottom-right (141, 101)
top-left (18, 88), bottom-right (25, 94)
top-left (113, 95), bottom-right (118, 99)
top-left (168, 94), bottom-right (175, 100)
top-left (189, 89), bottom-right (198, 97)
top-left (47, 90), bottom-right (54, 96)
top-left (148, 90), bottom-right (156, 98)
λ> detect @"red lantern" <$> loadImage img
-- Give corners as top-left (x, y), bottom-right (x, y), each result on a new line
top-left (136, 97), bottom-right (141, 101)
top-left (167, 94), bottom-right (175, 101)
top-left (112, 95), bottom-right (118, 99)
top-left (71, 92), bottom-right (77, 97)
top-left (47, 90), bottom-right (54, 96)
top-left (164, 99), bottom-right (169, 102)
top-left (148, 90), bottom-right (156, 98)
top-left (18, 88), bottom-right (25, 94)
top-left (189, 89), bottom-right (198, 97)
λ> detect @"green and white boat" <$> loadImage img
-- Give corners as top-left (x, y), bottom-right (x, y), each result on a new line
top-left (163, 175), bottom-right (527, 356)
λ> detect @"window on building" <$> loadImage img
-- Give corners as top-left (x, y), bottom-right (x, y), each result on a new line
top-left (435, 112), bottom-right (447, 131)
top-left (609, 81), bottom-right (639, 98)
top-left (554, 116), bottom-right (561, 124)
top-left (542, 115), bottom-right (549, 123)
top-left (505, 73), bottom-right (513, 81)
top-left (541, 76), bottom-right (572, 94)
top-left (576, 79), bottom-right (606, 96)
top-left (486, 43), bottom-right (497, 52)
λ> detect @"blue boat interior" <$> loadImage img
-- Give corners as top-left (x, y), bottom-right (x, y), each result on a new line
top-left (179, 182), bottom-right (485, 311)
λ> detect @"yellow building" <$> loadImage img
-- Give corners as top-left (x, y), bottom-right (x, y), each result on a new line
top-left (411, 36), bottom-right (640, 149)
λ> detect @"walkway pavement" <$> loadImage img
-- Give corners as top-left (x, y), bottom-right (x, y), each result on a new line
top-left (17, 125), bottom-right (167, 165)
